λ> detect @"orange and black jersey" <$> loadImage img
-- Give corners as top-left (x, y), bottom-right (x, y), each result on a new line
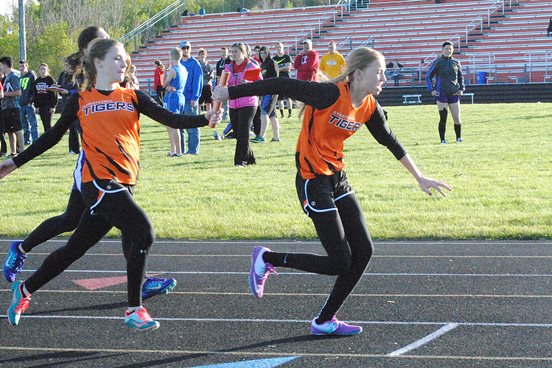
top-left (13, 87), bottom-right (208, 185)
top-left (228, 78), bottom-right (407, 179)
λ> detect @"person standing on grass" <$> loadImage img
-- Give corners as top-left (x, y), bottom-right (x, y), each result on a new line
top-left (34, 63), bottom-right (58, 133)
top-left (272, 42), bottom-right (293, 119)
top-left (0, 75), bottom-right (6, 156)
top-left (224, 42), bottom-right (262, 167)
top-left (425, 41), bottom-right (464, 144)
top-left (2, 27), bottom-right (179, 310)
top-left (153, 60), bottom-right (165, 105)
top-left (319, 40), bottom-right (346, 80)
top-left (251, 46), bottom-right (280, 143)
top-left (293, 39), bottom-right (319, 82)
top-left (213, 47), bottom-right (451, 336)
top-left (163, 47), bottom-right (187, 157)
top-left (18, 60), bottom-right (39, 145)
top-left (0, 56), bottom-right (24, 158)
top-left (179, 40), bottom-right (204, 155)
top-left (0, 38), bottom-right (221, 331)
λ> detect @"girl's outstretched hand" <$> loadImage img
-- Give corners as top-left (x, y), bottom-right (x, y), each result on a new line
top-left (0, 159), bottom-right (17, 179)
top-left (417, 176), bottom-right (452, 197)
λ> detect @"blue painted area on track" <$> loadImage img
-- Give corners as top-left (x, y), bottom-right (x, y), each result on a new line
top-left (190, 356), bottom-right (299, 367)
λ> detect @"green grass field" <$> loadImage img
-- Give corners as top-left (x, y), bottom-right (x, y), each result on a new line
top-left (1, 102), bottom-right (550, 240)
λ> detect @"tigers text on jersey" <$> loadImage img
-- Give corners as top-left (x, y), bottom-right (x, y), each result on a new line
top-left (296, 83), bottom-right (377, 179)
top-left (77, 88), bottom-right (141, 185)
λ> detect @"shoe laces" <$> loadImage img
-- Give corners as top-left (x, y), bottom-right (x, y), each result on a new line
top-left (144, 277), bottom-right (165, 287)
top-left (260, 263), bottom-right (278, 282)
top-left (133, 307), bottom-right (153, 321)
top-left (15, 286), bottom-right (31, 313)
top-left (16, 297), bottom-right (30, 313)
top-left (9, 252), bottom-right (27, 272)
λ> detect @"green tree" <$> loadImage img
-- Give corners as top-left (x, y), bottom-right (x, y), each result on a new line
top-left (27, 22), bottom-right (75, 78)
top-left (0, 15), bottom-right (20, 62)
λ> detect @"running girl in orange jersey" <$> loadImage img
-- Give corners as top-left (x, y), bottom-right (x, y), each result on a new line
top-left (2, 26), bottom-right (179, 304)
top-left (213, 47), bottom-right (451, 336)
top-left (0, 38), bottom-right (221, 331)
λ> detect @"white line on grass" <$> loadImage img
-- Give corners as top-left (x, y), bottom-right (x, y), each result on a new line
top-left (387, 323), bottom-right (459, 356)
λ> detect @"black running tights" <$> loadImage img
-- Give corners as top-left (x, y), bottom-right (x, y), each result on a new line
top-left (265, 193), bottom-right (374, 322)
top-left (24, 188), bottom-right (154, 307)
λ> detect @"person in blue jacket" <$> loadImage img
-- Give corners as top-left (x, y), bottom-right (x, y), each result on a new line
top-left (179, 41), bottom-right (204, 154)
top-left (425, 41), bottom-right (464, 144)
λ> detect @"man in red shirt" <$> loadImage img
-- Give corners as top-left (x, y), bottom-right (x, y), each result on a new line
top-left (293, 39), bottom-right (319, 81)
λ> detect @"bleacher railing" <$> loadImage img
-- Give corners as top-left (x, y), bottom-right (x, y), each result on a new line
top-left (336, 35), bottom-right (375, 52)
top-left (292, 4), bottom-right (349, 54)
top-left (119, 0), bottom-right (186, 52)
top-left (524, 51), bottom-right (552, 83)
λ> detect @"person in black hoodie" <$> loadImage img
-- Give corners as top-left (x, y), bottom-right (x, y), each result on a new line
top-left (34, 63), bottom-right (57, 132)
top-left (18, 60), bottom-right (38, 145)
top-left (56, 57), bottom-right (80, 153)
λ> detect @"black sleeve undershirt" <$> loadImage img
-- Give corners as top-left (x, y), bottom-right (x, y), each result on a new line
top-left (13, 93), bottom-right (80, 168)
top-left (365, 104), bottom-right (407, 160)
top-left (228, 78), bottom-right (341, 110)
top-left (228, 78), bottom-right (407, 160)
top-left (134, 90), bottom-right (209, 129)
top-left (13, 90), bottom-right (209, 168)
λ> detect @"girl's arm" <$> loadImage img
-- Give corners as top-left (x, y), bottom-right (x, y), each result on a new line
top-left (366, 104), bottom-right (451, 197)
top-left (215, 78), bottom-right (340, 110)
top-left (1, 94), bottom-right (79, 177)
top-left (399, 154), bottom-right (451, 197)
top-left (135, 90), bottom-right (216, 129)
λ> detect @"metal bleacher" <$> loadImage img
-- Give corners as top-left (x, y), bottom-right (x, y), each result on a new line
top-left (127, 0), bottom-right (552, 91)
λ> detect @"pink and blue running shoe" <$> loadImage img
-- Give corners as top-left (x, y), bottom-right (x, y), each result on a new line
top-left (248, 246), bottom-right (276, 299)
top-left (142, 277), bottom-right (177, 300)
top-left (124, 306), bottom-right (160, 332)
top-left (310, 316), bottom-right (363, 336)
top-left (7, 281), bottom-right (31, 326)
top-left (3, 241), bottom-right (27, 283)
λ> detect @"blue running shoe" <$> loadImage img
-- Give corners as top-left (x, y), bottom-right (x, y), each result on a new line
top-left (124, 307), bottom-right (160, 332)
top-left (3, 241), bottom-right (27, 283)
top-left (310, 316), bottom-right (363, 336)
top-left (142, 277), bottom-right (177, 300)
top-left (248, 246), bottom-right (276, 299)
top-left (7, 281), bottom-right (31, 326)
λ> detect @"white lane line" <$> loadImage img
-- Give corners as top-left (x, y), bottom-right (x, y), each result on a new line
top-left (1, 315), bottom-right (552, 328)
top-left (2, 346), bottom-right (552, 362)
top-left (2, 289), bottom-right (552, 299)
top-left (387, 323), bottom-right (459, 356)
top-left (12, 269), bottom-right (552, 277)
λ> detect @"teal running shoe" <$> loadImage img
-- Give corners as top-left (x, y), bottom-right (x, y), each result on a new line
top-left (7, 281), bottom-right (31, 326)
top-left (124, 307), bottom-right (160, 332)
